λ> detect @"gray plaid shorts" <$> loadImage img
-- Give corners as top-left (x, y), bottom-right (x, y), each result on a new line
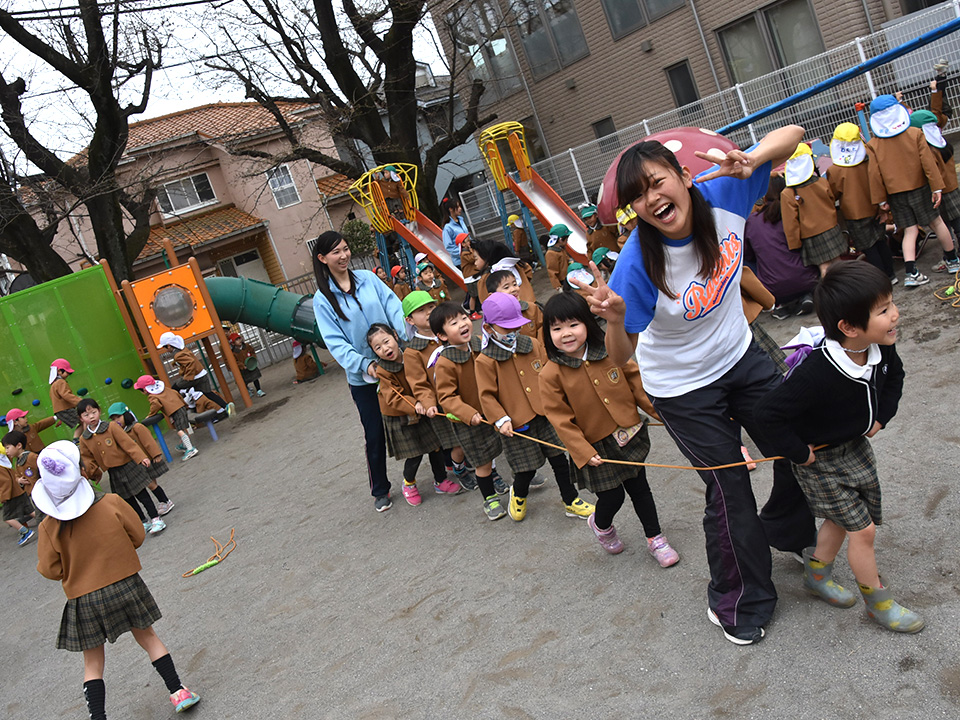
top-left (453, 422), bottom-right (502, 468)
top-left (844, 216), bottom-right (883, 252)
top-left (888, 185), bottom-right (940, 228)
top-left (801, 225), bottom-right (847, 266)
top-left (106, 461), bottom-right (151, 499)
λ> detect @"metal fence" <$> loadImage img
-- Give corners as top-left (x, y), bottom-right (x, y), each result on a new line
top-left (459, 1), bottom-right (960, 244)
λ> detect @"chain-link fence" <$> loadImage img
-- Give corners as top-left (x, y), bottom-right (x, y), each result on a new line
top-left (460, 1), bottom-right (960, 241)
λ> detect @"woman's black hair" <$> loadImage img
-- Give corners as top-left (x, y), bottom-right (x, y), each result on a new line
top-left (541, 293), bottom-right (606, 361)
top-left (429, 301), bottom-right (468, 337)
top-left (440, 196), bottom-right (461, 226)
top-left (761, 174), bottom-right (786, 224)
top-left (815, 262), bottom-right (892, 342)
top-left (484, 269), bottom-right (514, 294)
top-left (616, 141), bottom-right (721, 298)
top-left (365, 322), bottom-right (399, 347)
top-left (312, 231), bottom-right (361, 322)
top-left (76, 398), bottom-right (100, 415)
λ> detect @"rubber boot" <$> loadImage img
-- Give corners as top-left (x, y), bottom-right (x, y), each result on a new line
top-left (802, 547), bottom-right (856, 607)
top-left (858, 584), bottom-right (924, 633)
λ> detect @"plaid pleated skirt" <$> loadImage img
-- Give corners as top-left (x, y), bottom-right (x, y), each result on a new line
top-left (107, 461), bottom-right (151, 499)
top-left (751, 324), bottom-right (788, 375)
top-left (240, 366), bottom-right (262, 384)
top-left (383, 414), bottom-right (441, 460)
top-left (502, 414), bottom-right (565, 475)
top-left (888, 185), bottom-right (939, 228)
top-left (800, 225), bottom-right (847, 266)
top-left (940, 188), bottom-right (960, 222)
top-left (571, 424), bottom-right (651, 494)
top-left (1, 493), bottom-right (33, 522)
top-left (844, 216), bottom-right (883, 252)
top-left (428, 415), bottom-right (460, 451)
top-left (453, 421), bottom-right (502, 467)
top-left (57, 573), bottom-right (161, 652)
top-left (146, 457), bottom-right (169, 481)
top-left (169, 407), bottom-right (189, 432)
top-left (792, 436), bottom-right (881, 532)
top-left (55, 407), bottom-right (79, 428)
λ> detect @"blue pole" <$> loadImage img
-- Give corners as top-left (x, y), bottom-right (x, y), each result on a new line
top-left (717, 17), bottom-right (960, 135)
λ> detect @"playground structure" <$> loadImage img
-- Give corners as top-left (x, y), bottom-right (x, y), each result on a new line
top-left (478, 122), bottom-right (587, 264)
top-left (349, 163), bottom-right (466, 291)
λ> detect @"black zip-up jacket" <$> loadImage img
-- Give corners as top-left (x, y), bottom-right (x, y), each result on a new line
top-left (755, 343), bottom-right (904, 464)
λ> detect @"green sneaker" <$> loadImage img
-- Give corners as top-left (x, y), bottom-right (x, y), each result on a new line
top-left (483, 495), bottom-right (506, 521)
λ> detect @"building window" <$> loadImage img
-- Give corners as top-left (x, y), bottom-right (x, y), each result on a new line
top-left (157, 173), bottom-right (216, 215)
top-left (665, 61), bottom-right (700, 107)
top-left (718, 0), bottom-right (825, 84)
top-left (592, 117), bottom-right (619, 154)
top-left (514, 0), bottom-right (589, 80)
top-left (600, 0), bottom-right (685, 39)
top-left (446, 0), bottom-right (522, 103)
top-left (267, 165), bottom-right (301, 209)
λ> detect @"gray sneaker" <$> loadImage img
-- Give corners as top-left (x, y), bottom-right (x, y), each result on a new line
top-left (374, 495), bottom-right (392, 513)
top-left (483, 495), bottom-right (507, 521)
top-left (528, 473), bottom-right (547, 490)
top-left (904, 271), bottom-right (930, 288)
top-left (492, 472), bottom-right (509, 495)
top-left (453, 466), bottom-right (478, 491)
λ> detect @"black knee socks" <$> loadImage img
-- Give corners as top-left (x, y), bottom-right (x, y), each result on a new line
top-left (623, 471), bottom-right (662, 538)
top-left (253, 379), bottom-right (262, 391)
top-left (84, 679), bottom-right (106, 720)
top-left (135, 489), bottom-right (159, 519)
top-left (402, 456), bottom-right (423, 481)
top-left (547, 454), bottom-right (579, 505)
top-left (513, 470), bottom-right (535, 498)
top-left (152, 653), bottom-right (183, 694)
top-left (204, 391), bottom-right (228, 410)
top-left (428, 450), bottom-right (447, 482)
top-left (476, 473), bottom-right (495, 497)
top-left (151, 485), bottom-right (169, 504)
top-left (122, 493), bottom-right (146, 522)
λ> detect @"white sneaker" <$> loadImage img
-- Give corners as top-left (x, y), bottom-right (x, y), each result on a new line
top-left (904, 271), bottom-right (930, 288)
top-left (182, 447), bottom-right (199, 462)
top-left (148, 518), bottom-right (166, 535)
top-left (256, 389), bottom-right (266, 397)
top-left (157, 500), bottom-right (175, 516)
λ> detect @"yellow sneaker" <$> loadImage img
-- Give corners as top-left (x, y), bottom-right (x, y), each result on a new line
top-left (509, 486), bottom-right (527, 521)
top-left (564, 497), bottom-right (595, 518)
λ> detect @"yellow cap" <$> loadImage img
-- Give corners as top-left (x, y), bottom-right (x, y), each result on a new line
top-left (507, 214), bottom-right (520, 225)
top-left (789, 142), bottom-right (812, 160)
top-left (616, 206), bottom-right (637, 225)
top-left (832, 123), bottom-right (861, 144)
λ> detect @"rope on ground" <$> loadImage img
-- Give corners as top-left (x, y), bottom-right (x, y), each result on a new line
top-left (933, 268), bottom-right (960, 307)
top-left (387, 387), bottom-right (810, 473)
top-left (182, 528), bottom-right (236, 578)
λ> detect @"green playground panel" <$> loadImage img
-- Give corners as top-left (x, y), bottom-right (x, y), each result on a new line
top-left (0, 266), bottom-right (149, 442)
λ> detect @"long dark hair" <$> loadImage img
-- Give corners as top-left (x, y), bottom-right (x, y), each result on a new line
top-left (541, 293), bottom-right (606, 361)
top-left (472, 238), bottom-right (520, 273)
top-left (312, 231), bottom-right (361, 322)
top-left (761, 174), bottom-right (786, 224)
top-left (616, 141), bottom-right (720, 299)
top-left (441, 196), bottom-right (461, 226)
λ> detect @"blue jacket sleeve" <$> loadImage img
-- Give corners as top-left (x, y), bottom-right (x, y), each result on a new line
top-left (442, 223), bottom-right (461, 264)
top-left (373, 275), bottom-right (407, 337)
top-left (313, 292), bottom-right (370, 378)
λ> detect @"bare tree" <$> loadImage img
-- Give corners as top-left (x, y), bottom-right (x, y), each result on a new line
top-left (201, 0), bottom-right (495, 221)
top-left (0, 0), bottom-right (164, 280)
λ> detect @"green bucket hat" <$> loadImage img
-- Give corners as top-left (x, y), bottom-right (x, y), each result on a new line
top-left (402, 290), bottom-right (436, 318)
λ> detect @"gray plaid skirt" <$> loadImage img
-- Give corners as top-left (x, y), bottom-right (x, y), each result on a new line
top-left (453, 421), bottom-right (502, 467)
top-left (240, 366), bottom-right (262, 384)
top-left (502, 414), bottom-right (565, 475)
top-left (383, 414), bottom-right (441, 460)
top-left (888, 185), bottom-right (939, 228)
top-left (429, 415), bottom-right (460, 451)
top-left (57, 573), bottom-right (161, 652)
top-left (146, 457), bottom-right (169, 481)
top-left (571, 424), bottom-right (651, 494)
top-left (106, 461), bottom-right (151, 499)
top-left (169, 407), bottom-right (189, 432)
top-left (751, 324), bottom-right (788, 375)
top-left (1, 492), bottom-right (33, 522)
top-left (844, 216), bottom-right (883, 252)
top-left (55, 407), bottom-right (79, 428)
top-left (940, 188), bottom-right (960, 222)
top-left (801, 225), bottom-right (847, 266)
top-left (792, 436), bottom-right (881, 532)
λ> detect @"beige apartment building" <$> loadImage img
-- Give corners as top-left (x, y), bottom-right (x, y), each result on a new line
top-left (437, 0), bottom-right (939, 158)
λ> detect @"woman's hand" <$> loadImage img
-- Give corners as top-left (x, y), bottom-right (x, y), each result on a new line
top-left (587, 454), bottom-right (604, 467)
top-left (865, 421), bottom-right (883, 438)
top-left (572, 262), bottom-right (626, 323)
top-left (695, 148), bottom-right (755, 182)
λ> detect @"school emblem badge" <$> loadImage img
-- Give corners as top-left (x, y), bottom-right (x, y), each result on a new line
top-left (105, 438), bottom-right (113, 446)
top-left (532, 360), bottom-right (542, 372)
top-left (25, 469), bottom-right (33, 477)
top-left (607, 368), bottom-right (620, 383)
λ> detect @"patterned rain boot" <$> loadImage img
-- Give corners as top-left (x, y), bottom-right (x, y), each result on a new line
top-left (802, 547), bottom-right (856, 608)
top-left (859, 584), bottom-right (924, 633)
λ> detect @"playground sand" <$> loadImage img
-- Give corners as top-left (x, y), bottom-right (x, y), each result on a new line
top-left (3, 247), bottom-right (959, 719)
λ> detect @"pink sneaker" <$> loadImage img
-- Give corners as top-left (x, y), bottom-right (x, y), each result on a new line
top-left (401, 482), bottom-right (422, 506)
top-left (647, 534), bottom-right (680, 567)
top-left (170, 687), bottom-right (200, 713)
top-left (434, 478), bottom-right (464, 495)
top-left (588, 513), bottom-right (624, 554)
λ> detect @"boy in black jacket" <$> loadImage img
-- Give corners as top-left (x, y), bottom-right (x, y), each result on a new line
top-left (757, 262), bottom-right (922, 634)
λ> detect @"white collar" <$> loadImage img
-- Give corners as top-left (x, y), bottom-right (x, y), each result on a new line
top-left (824, 338), bottom-right (881, 379)
top-left (414, 331), bottom-right (437, 342)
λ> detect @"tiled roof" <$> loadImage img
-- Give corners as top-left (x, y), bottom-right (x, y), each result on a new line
top-left (138, 205), bottom-right (264, 262)
top-left (127, 102), bottom-right (318, 152)
top-left (316, 173), bottom-right (353, 197)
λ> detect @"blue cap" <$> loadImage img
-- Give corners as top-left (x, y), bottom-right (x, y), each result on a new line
top-left (869, 95), bottom-right (898, 114)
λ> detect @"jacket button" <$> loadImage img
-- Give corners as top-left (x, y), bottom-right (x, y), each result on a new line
top-left (594, 379), bottom-right (599, 385)
top-left (519, 370), bottom-right (524, 376)
top-left (585, 361), bottom-right (590, 366)
top-left (603, 398), bottom-right (609, 404)
top-left (525, 387), bottom-right (531, 393)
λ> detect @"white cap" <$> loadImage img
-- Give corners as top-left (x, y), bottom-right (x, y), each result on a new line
top-left (32, 441), bottom-right (95, 521)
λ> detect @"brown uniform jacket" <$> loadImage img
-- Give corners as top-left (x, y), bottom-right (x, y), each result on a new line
top-left (21, 417), bottom-right (56, 453)
top-left (539, 345), bottom-right (655, 469)
top-left (416, 278), bottom-right (449, 303)
top-left (194, 395), bottom-right (218, 413)
top-left (932, 148), bottom-right (959, 194)
top-left (392, 281), bottom-right (412, 302)
top-left (519, 301), bottom-right (543, 343)
top-left (80, 421), bottom-right (148, 476)
top-left (827, 162), bottom-right (880, 221)
top-left (0, 461), bottom-right (24, 503)
top-left (127, 423), bottom-right (163, 462)
top-left (146, 386), bottom-right (187, 421)
top-left (475, 335), bottom-right (549, 427)
top-left (586, 223), bottom-right (620, 254)
top-left (173, 349), bottom-right (205, 381)
top-left (37, 493), bottom-right (144, 599)
top-left (780, 178), bottom-right (839, 250)
top-left (511, 227), bottom-right (530, 255)
top-left (404, 334), bottom-right (443, 409)
top-left (478, 264), bottom-right (536, 304)
top-left (50, 378), bottom-right (80, 413)
top-left (931, 87), bottom-right (950, 129)
top-left (231, 343), bottom-right (257, 368)
top-left (294, 352), bottom-right (320, 382)
top-left (15, 451), bottom-right (41, 494)
top-left (740, 267), bottom-right (776, 324)
top-left (375, 360), bottom-right (421, 419)
top-left (545, 247), bottom-right (569, 289)
top-left (866, 128), bottom-right (944, 203)
top-left (433, 338), bottom-right (484, 422)
top-left (460, 246), bottom-right (478, 278)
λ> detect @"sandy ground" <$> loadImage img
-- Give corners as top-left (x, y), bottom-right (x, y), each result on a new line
top-left (2, 245), bottom-right (959, 720)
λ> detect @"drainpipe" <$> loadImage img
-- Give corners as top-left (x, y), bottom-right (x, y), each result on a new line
top-left (689, 0), bottom-right (723, 93)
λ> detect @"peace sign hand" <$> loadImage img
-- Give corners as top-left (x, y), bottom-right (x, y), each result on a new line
top-left (694, 148), bottom-right (755, 183)
top-left (570, 261), bottom-right (626, 324)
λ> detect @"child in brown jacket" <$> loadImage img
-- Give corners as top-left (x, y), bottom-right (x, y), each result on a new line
top-left (545, 224), bottom-right (572, 290)
top-left (366, 323), bottom-right (462, 506)
top-left (475, 293), bottom-right (594, 522)
top-left (49, 358), bottom-right (81, 437)
top-left (538, 293), bottom-right (678, 566)
top-left (430, 302), bottom-right (507, 519)
top-left (415, 262), bottom-right (449, 303)
top-left (485, 269), bottom-right (543, 343)
top-left (5, 408), bottom-right (58, 453)
top-left (77, 399), bottom-right (166, 536)
top-left (157, 332), bottom-right (230, 412)
top-left (0, 440), bottom-right (35, 546)
top-left (33, 440), bottom-right (200, 719)
top-left (133, 375), bottom-right (199, 462)
top-left (108, 403), bottom-right (175, 517)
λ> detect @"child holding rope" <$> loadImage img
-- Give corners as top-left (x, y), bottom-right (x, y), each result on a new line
top-left (538, 292), bottom-right (678, 566)
top-left (475, 293), bottom-right (594, 522)
top-left (32, 440), bottom-right (200, 719)
top-left (485, 269), bottom-right (543, 342)
top-left (108, 403), bottom-right (175, 517)
top-left (134, 375), bottom-right (198, 462)
top-left (366, 323), bottom-right (462, 506)
top-left (757, 262), bottom-right (921, 633)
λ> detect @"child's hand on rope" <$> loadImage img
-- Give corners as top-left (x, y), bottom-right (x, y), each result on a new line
top-left (425, 406), bottom-right (438, 418)
top-left (587, 454), bottom-right (604, 467)
top-left (414, 401), bottom-right (425, 415)
top-left (498, 420), bottom-right (514, 437)
top-left (470, 413), bottom-right (483, 426)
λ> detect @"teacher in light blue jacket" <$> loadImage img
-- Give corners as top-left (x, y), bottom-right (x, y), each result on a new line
top-left (312, 231), bottom-right (406, 513)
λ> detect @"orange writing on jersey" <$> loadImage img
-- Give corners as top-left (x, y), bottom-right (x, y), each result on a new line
top-left (681, 232), bottom-right (742, 321)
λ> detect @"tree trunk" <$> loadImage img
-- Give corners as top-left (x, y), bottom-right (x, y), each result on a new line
top-left (84, 192), bottom-right (133, 280)
top-left (0, 223), bottom-right (72, 283)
